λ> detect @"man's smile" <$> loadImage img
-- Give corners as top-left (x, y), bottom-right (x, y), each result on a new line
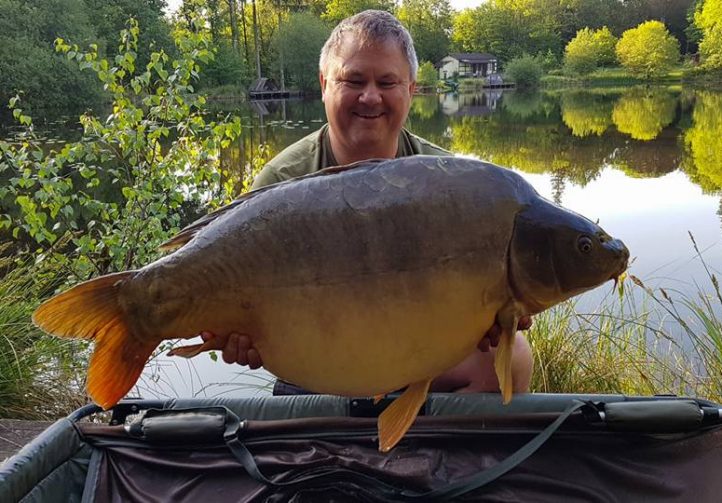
top-left (353, 112), bottom-right (385, 119)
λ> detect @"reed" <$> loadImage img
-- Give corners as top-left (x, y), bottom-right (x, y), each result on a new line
top-left (0, 246), bottom-right (87, 419)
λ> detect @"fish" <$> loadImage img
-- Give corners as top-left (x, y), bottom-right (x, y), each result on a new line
top-left (32, 156), bottom-right (629, 452)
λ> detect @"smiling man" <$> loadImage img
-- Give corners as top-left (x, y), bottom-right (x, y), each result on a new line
top-left (249, 9), bottom-right (448, 188)
top-left (210, 10), bottom-right (534, 396)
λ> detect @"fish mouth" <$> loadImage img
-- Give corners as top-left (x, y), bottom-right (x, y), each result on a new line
top-left (610, 257), bottom-right (629, 288)
top-left (605, 238), bottom-right (630, 285)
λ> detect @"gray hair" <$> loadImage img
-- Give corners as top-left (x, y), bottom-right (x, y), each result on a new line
top-left (319, 10), bottom-right (418, 80)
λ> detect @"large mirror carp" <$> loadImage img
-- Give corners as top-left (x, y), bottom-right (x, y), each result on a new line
top-left (33, 156), bottom-right (629, 451)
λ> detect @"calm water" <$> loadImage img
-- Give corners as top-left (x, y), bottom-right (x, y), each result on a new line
top-left (6, 87), bottom-right (722, 399)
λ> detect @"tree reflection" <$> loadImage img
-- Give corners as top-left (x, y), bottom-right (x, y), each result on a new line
top-left (612, 89), bottom-right (676, 141)
top-left (409, 94), bottom-right (439, 120)
top-left (682, 91), bottom-right (722, 193)
top-left (560, 92), bottom-right (614, 137)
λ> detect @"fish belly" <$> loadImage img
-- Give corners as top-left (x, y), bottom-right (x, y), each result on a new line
top-left (252, 268), bottom-right (503, 396)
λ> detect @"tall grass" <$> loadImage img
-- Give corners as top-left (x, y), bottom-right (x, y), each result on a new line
top-left (0, 245), bottom-right (87, 419)
top-left (530, 235), bottom-right (722, 403)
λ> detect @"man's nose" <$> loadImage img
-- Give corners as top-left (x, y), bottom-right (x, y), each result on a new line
top-left (358, 83), bottom-right (382, 105)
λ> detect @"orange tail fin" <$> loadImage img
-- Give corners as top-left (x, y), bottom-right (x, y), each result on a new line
top-left (32, 272), bottom-right (157, 409)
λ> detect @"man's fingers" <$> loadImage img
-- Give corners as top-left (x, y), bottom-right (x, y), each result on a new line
top-left (247, 348), bottom-right (262, 369)
top-left (222, 333), bottom-right (240, 364)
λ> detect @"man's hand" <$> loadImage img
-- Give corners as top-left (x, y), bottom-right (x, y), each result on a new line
top-left (477, 315), bottom-right (533, 352)
top-left (200, 331), bottom-right (263, 369)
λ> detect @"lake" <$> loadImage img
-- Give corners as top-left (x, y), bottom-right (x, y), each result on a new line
top-left (5, 86), bottom-right (722, 399)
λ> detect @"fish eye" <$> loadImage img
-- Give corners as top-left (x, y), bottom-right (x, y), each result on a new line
top-left (578, 236), bottom-right (593, 254)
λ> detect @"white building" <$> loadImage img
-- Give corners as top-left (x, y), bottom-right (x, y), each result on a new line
top-left (438, 53), bottom-right (499, 79)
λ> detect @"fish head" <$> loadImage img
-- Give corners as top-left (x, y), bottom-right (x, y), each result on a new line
top-left (508, 198), bottom-right (629, 313)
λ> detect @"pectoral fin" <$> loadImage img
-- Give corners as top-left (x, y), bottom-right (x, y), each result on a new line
top-left (494, 303), bottom-right (521, 404)
top-left (377, 378), bottom-right (431, 452)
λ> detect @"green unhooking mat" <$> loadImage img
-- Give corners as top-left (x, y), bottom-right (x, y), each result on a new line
top-left (2, 393), bottom-right (721, 502)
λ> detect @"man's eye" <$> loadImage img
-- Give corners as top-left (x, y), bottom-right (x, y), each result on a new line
top-left (379, 82), bottom-right (397, 89)
top-left (344, 80), bottom-right (364, 88)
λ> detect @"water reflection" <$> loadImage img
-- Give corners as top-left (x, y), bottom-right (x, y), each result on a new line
top-left (682, 91), bottom-right (722, 192)
top-left (438, 91), bottom-right (501, 116)
top-left (611, 89), bottom-right (677, 141)
top-left (561, 91), bottom-right (613, 137)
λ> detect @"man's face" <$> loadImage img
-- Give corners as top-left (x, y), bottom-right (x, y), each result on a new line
top-left (320, 36), bottom-right (416, 159)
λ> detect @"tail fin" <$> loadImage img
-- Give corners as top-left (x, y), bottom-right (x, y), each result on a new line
top-left (33, 272), bottom-right (157, 409)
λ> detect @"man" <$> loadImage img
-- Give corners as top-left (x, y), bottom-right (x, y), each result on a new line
top-left (204, 10), bottom-right (534, 395)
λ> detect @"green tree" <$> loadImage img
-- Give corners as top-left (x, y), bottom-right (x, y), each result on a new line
top-left (694, 0), bottom-right (722, 69)
top-left (0, 0), bottom-right (103, 109)
top-left (322, 0), bottom-right (395, 25)
top-left (397, 0), bottom-right (452, 64)
top-left (616, 21), bottom-right (679, 78)
top-left (451, 5), bottom-right (528, 63)
top-left (416, 60), bottom-right (438, 87)
top-left (275, 12), bottom-right (331, 92)
top-left (564, 26), bottom-right (617, 74)
top-left (84, 0), bottom-right (173, 66)
top-left (451, 2), bottom-right (563, 64)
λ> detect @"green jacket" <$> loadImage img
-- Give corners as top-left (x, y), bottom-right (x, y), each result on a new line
top-left (250, 124), bottom-right (451, 190)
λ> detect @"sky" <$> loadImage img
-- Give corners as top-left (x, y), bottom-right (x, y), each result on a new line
top-left (164, 0), bottom-right (485, 15)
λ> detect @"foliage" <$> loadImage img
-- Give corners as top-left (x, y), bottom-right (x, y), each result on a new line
top-left (0, 19), bottom-right (242, 280)
top-left (451, 3), bottom-right (556, 64)
top-left (0, 0), bottom-right (103, 110)
top-left (274, 12), bottom-right (331, 92)
top-left (416, 61), bottom-right (438, 88)
top-left (694, 0), bottom-right (722, 69)
top-left (84, 0), bottom-right (174, 67)
top-left (616, 21), bottom-right (680, 78)
top-left (322, 0), bottom-right (396, 24)
top-left (397, 0), bottom-right (452, 64)
top-left (504, 54), bottom-right (544, 89)
top-left (564, 26), bottom-right (617, 74)
top-left (0, 0), bottom-right (172, 111)
top-left (0, 246), bottom-right (87, 418)
top-left (196, 41), bottom-right (251, 90)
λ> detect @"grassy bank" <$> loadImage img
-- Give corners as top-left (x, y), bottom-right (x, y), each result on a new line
top-left (542, 66), bottom-right (688, 88)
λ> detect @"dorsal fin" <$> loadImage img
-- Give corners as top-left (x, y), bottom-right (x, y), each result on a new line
top-left (159, 159), bottom-right (386, 252)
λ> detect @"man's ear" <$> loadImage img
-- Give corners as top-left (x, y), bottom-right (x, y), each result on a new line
top-left (319, 72), bottom-right (326, 101)
top-left (408, 80), bottom-right (417, 95)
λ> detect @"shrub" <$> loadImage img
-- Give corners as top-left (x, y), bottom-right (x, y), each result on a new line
top-left (504, 54), bottom-right (543, 89)
top-left (616, 21), bottom-right (679, 79)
